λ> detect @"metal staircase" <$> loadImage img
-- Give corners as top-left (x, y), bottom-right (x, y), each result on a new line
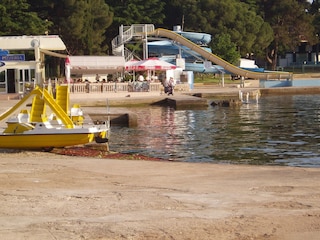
top-left (111, 24), bottom-right (155, 60)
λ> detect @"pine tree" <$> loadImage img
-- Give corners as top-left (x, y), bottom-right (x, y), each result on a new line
top-left (0, 0), bottom-right (49, 35)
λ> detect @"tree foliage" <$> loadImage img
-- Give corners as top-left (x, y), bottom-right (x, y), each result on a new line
top-left (256, 0), bottom-right (316, 69)
top-left (106, 0), bottom-right (165, 25)
top-left (0, 0), bottom-right (49, 35)
top-left (105, 0), bottom-right (165, 53)
top-left (211, 33), bottom-right (240, 64)
top-left (28, 0), bottom-right (113, 55)
top-left (1, 0), bottom-right (319, 70)
top-left (165, 0), bottom-right (274, 62)
top-left (310, 0), bottom-right (320, 37)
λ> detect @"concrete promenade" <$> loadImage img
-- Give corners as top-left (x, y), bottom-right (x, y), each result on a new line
top-left (69, 81), bottom-right (260, 107)
top-left (68, 79), bottom-right (320, 108)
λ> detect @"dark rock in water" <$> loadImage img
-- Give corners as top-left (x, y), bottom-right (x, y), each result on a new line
top-left (210, 101), bottom-right (218, 106)
top-left (192, 93), bottom-right (202, 98)
top-left (211, 99), bottom-right (242, 107)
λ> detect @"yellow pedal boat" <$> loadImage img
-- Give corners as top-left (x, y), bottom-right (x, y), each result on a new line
top-left (0, 86), bottom-right (109, 150)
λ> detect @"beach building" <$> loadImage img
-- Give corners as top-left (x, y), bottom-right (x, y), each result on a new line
top-left (0, 35), bottom-right (125, 95)
top-left (0, 35), bottom-right (66, 94)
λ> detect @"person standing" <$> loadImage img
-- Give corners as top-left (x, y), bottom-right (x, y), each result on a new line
top-left (163, 77), bottom-right (174, 95)
top-left (168, 77), bottom-right (175, 95)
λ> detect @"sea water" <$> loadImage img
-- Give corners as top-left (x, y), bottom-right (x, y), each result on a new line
top-left (109, 94), bottom-right (320, 167)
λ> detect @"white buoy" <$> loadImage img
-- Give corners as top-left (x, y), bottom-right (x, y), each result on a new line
top-left (246, 92), bottom-right (249, 103)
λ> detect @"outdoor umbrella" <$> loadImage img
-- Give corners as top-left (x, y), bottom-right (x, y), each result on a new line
top-left (125, 59), bottom-right (139, 71)
top-left (129, 57), bottom-right (177, 71)
top-left (125, 59), bottom-right (140, 81)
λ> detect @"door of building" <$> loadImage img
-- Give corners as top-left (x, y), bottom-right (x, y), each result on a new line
top-left (18, 69), bottom-right (35, 94)
top-left (7, 69), bottom-right (15, 93)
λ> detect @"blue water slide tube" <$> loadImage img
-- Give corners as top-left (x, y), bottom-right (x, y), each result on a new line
top-left (174, 31), bottom-right (212, 45)
top-left (148, 40), bottom-right (223, 73)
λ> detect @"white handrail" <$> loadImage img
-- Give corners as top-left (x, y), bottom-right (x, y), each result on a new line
top-left (112, 24), bottom-right (155, 56)
top-left (62, 82), bottom-right (189, 94)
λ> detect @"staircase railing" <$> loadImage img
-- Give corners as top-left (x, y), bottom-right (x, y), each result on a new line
top-left (124, 47), bottom-right (142, 61)
top-left (111, 24), bottom-right (155, 57)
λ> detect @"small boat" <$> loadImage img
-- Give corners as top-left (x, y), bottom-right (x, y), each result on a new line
top-left (0, 85), bottom-right (109, 150)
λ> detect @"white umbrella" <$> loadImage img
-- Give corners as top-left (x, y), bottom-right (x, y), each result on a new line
top-left (129, 57), bottom-right (177, 71)
top-left (125, 59), bottom-right (139, 71)
top-left (125, 59), bottom-right (140, 81)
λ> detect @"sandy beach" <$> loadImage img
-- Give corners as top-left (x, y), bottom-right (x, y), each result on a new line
top-left (1, 85), bottom-right (320, 239)
top-left (0, 150), bottom-right (319, 240)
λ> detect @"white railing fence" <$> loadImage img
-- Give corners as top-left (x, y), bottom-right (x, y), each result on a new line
top-left (62, 82), bottom-right (189, 94)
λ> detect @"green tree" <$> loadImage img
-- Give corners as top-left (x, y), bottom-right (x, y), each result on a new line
top-left (165, 0), bottom-right (273, 62)
top-left (105, 0), bottom-right (165, 54)
top-left (240, 0), bottom-right (259, 11)
top-left (310, 0), bottom-right (320, 36)
top-left (308, 0), bottom-right (320, 62)
top-left (34, 0), bottom-right (113, 55)
top-left (211, 33), bottom-right (240, 64)
top-left (162, 0), bottom-right (193, 29)
top-left (258, 0), bottom-right (316, 69)
top-left (0, 0), bottom-right (50, 35)
top-left (106, 0), bottom-right (165, 26)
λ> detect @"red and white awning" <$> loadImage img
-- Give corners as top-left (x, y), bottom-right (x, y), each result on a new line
top-left (125, 57), bottom-right (177, 71)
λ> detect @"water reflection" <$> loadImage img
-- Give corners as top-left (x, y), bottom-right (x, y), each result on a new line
top-left (109, 95), bottom-right (320, 167)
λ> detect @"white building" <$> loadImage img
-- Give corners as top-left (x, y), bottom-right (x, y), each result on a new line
top-left (0, 36), bottom-right (125, 94)
top-left (0, 35), bottom-right (66, 94)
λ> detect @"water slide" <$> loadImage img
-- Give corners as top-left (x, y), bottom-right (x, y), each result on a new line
top-left (148, 28), bottom-right (292, 80)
